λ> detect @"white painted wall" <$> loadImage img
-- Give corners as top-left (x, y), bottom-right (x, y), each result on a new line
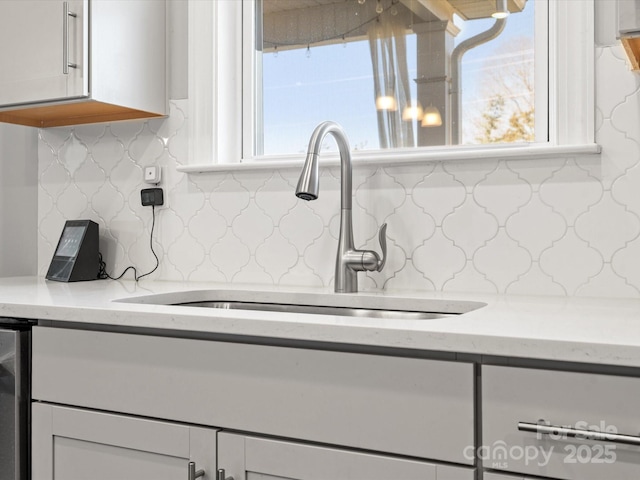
top-left (0, 123), bottom-right (37, 276)
top-left (35, 2), bottom-right (640, 298)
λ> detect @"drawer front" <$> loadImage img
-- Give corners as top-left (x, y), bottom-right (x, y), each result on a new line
top-left (33, 327), bottom-right (475, 464)
top-left (482, 365), bottom-right (640, 479)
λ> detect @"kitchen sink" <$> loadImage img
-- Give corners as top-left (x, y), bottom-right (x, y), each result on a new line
top-left (175, 301), bottom-right (451, 320)
top-left (117, 290), bottom-right (486, 320)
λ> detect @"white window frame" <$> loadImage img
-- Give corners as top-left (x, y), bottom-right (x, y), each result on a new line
top-left (181, 0), bottom-right (599, 173)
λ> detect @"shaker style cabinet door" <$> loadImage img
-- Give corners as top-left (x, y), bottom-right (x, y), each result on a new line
top-left (32, 403), bottom-right (217, 480)
top-left (217, 432), bottom-right (475, 480)
top-left (0, 0), bottom-right (87, 106)
top-left (483, 473), bottom-right (537, 480)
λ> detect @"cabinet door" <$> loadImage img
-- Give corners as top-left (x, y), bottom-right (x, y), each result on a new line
top-left (484, 473), bottom-right (538, 480)
top-left (32, 403), bottom-right (217, 480)
top-left (218, 432), bottom-right (474, 480)
top-left (0, 0), bottom-right (87, 106)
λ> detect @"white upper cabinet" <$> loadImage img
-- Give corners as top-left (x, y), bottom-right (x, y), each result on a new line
top-left (0, 1), bottom-right (87, 106)
top-left (619, 0), bottom-right (640, 35)
top-left (618, 0), bottom-right (640, 69)
top-left (0, 0), bottom-right (167, 128)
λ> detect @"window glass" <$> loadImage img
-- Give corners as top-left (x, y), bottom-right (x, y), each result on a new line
top-left (456, 6), bottom-right (536, 144)
top-left (257, 0), bottom-right (538, 156)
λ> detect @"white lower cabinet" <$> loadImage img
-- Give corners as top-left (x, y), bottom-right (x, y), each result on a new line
top-left (31, 327), bottom-right (476, 479)
top-left (217, 432), bottom-right (474, 480)
top-left (31, 401), bottom-right (474, 480)
top-left (483, 473), bottom-right (534, 480)
top-left (32, 327), bottom-right (475, 465)
top-left (482, 365), bottom-right (640, 479)
top-left (34, 326), bottom-right (640, 479)
top-left (31, 403), bottom-right (217, 480)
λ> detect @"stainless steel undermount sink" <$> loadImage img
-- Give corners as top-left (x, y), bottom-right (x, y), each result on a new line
top-left (175, 301), bottom-right (450, 320)
top-left (117, 290), bottom-right (486, 321)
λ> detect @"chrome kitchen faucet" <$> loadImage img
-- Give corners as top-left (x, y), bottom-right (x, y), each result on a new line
top-left (295, 121), bottom-right (387, 293)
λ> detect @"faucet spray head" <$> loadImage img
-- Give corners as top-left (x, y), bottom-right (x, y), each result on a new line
top-left (295, 152), bottom-right (320, 201)
top-left (296, 191), bottom-right (317, 201)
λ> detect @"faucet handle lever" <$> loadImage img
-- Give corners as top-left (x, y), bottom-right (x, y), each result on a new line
top-left (377, 223), bottom-right (387, 272)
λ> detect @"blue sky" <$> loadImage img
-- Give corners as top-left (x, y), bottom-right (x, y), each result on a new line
top-left (261, 1), bottom-right (535, 155)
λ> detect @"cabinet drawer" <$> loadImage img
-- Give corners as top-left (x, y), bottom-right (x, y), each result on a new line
top-left (33, 327), bottom-right (474, 464)
top-left (482, 365), bottom-right (640, 479)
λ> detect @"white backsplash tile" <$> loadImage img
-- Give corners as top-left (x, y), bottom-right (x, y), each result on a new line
top-left (303, 229), bottom-right (338, 285)
top-left (473, 229), bottom-right (532, 292)
top-left (612, 235), bottom-right (640, 290)
top-left (36, 45), bottom-right (640, 299)
top-left (575, 264), bottom-right (640, 298)
top-left (538, 159), bottom-right (604, 225)
top-left (279, 202), bottom-right (325, 253)
top-left (211, 174), bottom-right (251, 225)
top-left (256, 229), bottom-right (299, 283)
top-left (354, 168), bottom-right (406, 221)
top-left (441, 197), bottom-right (499, 255)
top-left (412, 164), bottom-right (466, 226)
top-left (210, 230), bottom-right (252, 282)
top-left (596, 47), bottom-right (640, 118)
top-left (505, 263), bottom-right (566, 297)
top-left (443, 262), bottom-right (498, 294)
top-left (384, 261), bottom-right (435, 292)
top-left (505, 195), bottom-right (567, 258)
top-left (539, 228), bottom-right (604, 295)
top-left (412, 230), bottom-right (466, 290)
top-left (574, 191), bottom-right (640, 259)
top-left (254, 172), bottom-right (298, 222)
top-left (473, 163), bottom-right (532, 226)
top-left (373, 238), bottom-right (407, 288)
top-left (385, 197), bottom-right (435, 254)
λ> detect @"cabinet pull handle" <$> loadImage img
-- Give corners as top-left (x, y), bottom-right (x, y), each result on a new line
top-left (63, 2), bottom-right (78, 74)
top-left (518, 421), bottom-right (640, 446)
top-left (188, 462), bottom-right (205, 480)
top-left (217, 468), bottom-right (234, 480)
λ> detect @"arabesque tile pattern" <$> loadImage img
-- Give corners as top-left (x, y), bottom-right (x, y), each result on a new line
top-left (38, 45), bottom-right (640, 298)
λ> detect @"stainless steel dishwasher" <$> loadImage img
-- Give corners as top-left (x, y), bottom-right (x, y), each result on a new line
top-left (0, 318), bottom-right (33, 480)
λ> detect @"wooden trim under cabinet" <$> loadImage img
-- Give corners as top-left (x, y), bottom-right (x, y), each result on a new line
top-left (621, 36), bottom-right (640, 71)
top-left (0, 100), bottom-right (165, 128)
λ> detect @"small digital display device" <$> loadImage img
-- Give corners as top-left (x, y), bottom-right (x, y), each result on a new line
top-left (46, 220), bottom-right (99, 282)
top-left (55, 226), bottom-right (86, 258)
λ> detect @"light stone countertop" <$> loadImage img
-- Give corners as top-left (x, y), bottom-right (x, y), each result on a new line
top-left (1, 276), bottom-right (639, 368)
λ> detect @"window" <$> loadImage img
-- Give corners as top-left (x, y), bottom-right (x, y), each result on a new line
top-left (256, 0), bottom-right (541, 156)
top-left (182, 0), bottom-right (597, 171)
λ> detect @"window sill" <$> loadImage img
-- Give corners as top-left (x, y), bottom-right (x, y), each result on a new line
top-left (177, 143), bottom-right (602, 174)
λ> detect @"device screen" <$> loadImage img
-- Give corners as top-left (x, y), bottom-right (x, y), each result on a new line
top-left (55, 226), bottom-right (85, 258)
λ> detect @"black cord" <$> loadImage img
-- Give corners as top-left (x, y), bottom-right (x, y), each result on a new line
top-left (136, 205), bottom-right (160, 281)
top-left (98, 206), bottom-right (160, 282)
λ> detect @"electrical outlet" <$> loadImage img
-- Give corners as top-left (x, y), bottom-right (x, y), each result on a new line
top-left (144, 166), bottom-right (161, 184)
